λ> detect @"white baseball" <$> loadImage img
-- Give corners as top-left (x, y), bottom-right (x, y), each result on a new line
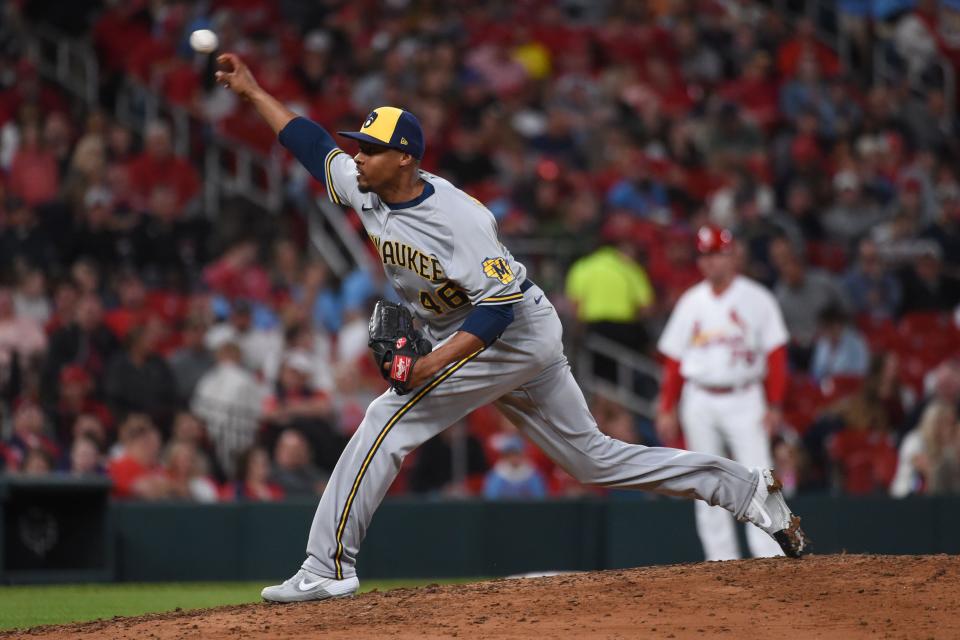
top-left (189, 29), bottom-right (219, 54)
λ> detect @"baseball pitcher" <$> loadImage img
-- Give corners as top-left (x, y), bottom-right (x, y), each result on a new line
top-left (215, 54), bottom-right (807, 602)
top-left (656, 225), bottom-right (790, 560)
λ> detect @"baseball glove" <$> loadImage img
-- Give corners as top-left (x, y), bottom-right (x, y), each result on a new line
top-left (368, 300), bottom-right (432, 395)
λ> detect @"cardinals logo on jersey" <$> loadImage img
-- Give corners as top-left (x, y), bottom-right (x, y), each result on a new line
top-left (691, 321), bottom-right (702, 344)
top-left (729, 309), bottom-right (746, 331)
top-left (482, 257), bottom-right (514, 284)
top-left (689, 311), bottom-right (749, 349)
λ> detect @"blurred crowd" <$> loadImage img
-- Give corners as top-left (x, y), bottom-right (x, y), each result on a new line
top-left (1, 0), bottom-right (960, 500)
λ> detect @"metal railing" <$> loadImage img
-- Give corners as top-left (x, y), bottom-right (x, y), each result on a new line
top-left (115, 77), bottom-right (372, 276)
top-left (19, 19), bottom-right (386, 278)
top-left (21, 21), bottom-right (290, 223)
top-left (307, 198), bottom-right (375, 275)
top-left (873, 42), bottom-right (957, 118)
top-left (114, 79), bottom-right (191, 157)
top-left (203, 138), bottom-right (285, 214)
top-left (768, 0), bottom-right (956, 115)
top-left (114, 78), bottom-right (287, 216)
top-left (576, 334), bottom-right (661, 419)
top-left (22, 25), bottom-right (99, 107)
top-left (190, 396), bottom-right (262, 477)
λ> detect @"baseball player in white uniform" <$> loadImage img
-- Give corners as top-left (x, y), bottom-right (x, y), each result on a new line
top-left (656, 225), bottom-right (790, 561)
top-left (215, 54), bottom-right (806, 603)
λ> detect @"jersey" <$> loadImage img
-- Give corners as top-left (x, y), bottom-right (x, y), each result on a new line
top-left (322, 148), bottom-right (527, 343)
top-left (657, 276), bottom-right (788, 388)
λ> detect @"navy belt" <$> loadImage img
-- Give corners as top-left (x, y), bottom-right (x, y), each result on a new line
top-left (520, 279), bottom-right (535, 293)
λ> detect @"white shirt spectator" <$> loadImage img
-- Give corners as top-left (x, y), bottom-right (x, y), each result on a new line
top-left (187, 476), bottom-right (220, 503)
top-left (262, 336), bottom-right (335, 393)
top-left (890, 428), bottom-right (925, 498)
top-left (205, 322), bottom-right (283, 379)
top-left (336, 314), bottom-right (371, 366)
top-left (191, 359), bottom-right (265, 476)
top-left (894, 13), bottom-right (939, 77)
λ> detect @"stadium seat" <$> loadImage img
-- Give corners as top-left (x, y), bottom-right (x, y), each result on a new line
top-left (818, 375), bottom-right (864, 405)
top-left (892, 312), bottom-right (960, 395)
top-left (857, 315), bottom-right (899, 352)
top-left (827, 429), bottom-right (898, 495)
top-left (898, 312), bottom-right (960, 353)
top-left (806, 241), bottom-right (849, 274)
top-left (783, 377), bottom-right (825, 435)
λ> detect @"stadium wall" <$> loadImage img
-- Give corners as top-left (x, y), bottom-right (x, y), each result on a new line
top-left (107, 495), bottom-right (960, 580)
top-left (4, 489), bottom-right (960, 583)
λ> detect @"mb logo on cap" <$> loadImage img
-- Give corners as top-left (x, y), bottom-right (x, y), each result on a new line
top-left (339, 106), bottom-right (425, 160)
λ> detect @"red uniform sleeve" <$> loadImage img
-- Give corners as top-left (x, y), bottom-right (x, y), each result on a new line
top-left (658, 356), bottom-right (684, 413)
top-left (765, 345), bottom-right (788, 406)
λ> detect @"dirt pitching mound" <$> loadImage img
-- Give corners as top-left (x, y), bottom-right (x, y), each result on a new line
top-left (9, 554), bottom-right (959, 639)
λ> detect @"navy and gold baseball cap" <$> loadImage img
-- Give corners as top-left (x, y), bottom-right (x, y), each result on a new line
top-left (338, 106), bottom-right (425, 159)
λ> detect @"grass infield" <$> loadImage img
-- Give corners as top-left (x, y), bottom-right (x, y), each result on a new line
top-left (0, 578), bottom-right (474, 631)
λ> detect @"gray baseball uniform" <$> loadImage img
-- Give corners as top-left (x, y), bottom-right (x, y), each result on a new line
top-left (289, 142), bottom-right (762, 580)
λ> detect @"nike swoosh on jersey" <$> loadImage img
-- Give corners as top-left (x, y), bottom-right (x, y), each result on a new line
top-left (534, 295), bottom-right (543, 304)
top-left (361, 205), bottom-right (374, 211)
top-left (298, 578), bottom-right (326, 591)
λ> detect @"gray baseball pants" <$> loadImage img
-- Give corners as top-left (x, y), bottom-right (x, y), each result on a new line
top-left (302, 284), bottom-right (760, 579)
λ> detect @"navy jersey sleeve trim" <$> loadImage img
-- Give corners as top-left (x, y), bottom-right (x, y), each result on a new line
top-left (278, 117), bottom-right (339, 186)
top-left (458, 303), bottom-right (515, 345)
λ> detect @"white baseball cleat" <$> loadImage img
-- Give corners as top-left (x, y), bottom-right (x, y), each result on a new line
top-left (261, 569), bottom-right (360, 603)
top-left (743, 468), bottom-right (808, 558)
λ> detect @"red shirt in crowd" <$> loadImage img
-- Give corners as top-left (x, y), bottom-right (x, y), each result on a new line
top-left (220, 481), bottom-right (284, 501)
top-left (203, 257), bottom-right (271, 302)
top-left (777, 35), bottom-right (840, 78)
top-left (219, 105), bottom-right (278, 155)
top-left (108, 455), bottom-right (163, 498)
top-left (162, 62), bottom-right (201, 107)
top-left (103, 306), bottom-right (152, 342)
top-left (93, 6), bottom-right (151, 73)
top-left (9, 146), bottom-right (59, 206)
top-left (126, 152), bottom-right (200, 211)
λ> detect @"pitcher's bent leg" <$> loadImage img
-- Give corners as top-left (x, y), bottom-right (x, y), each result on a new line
top-left (495, 360), bottom-right (760, 519)
top-left (302, 347), bottom-right (532, 579)
top-left (301, 389), bottom-right (420, 579)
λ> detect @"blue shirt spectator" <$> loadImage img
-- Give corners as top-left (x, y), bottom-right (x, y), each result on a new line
top-left (606, 179), bottom-right (668, 220)
top-left (839, 0), bottom-right (915, 18)
top-left (811, 307), bottom-right (871, 382)
top-left (301, 267), bottom-right (400, 333)
top-left (842, 239), bottom-right (902, 320)
top-left (483, 436), bottom-right (547, 500)
top-left (309, 288), bottom-right (343, 333)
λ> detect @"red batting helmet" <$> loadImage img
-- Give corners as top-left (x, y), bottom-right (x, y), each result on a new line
top-left (696, 224), bottom-right (734, 255)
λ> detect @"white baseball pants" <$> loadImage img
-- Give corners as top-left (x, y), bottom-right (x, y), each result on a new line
top-left (679, 383), bottom-right (783, 560)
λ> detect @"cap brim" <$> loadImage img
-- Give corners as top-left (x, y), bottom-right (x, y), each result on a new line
top-left (337, 131), bottom-right (401, 151)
